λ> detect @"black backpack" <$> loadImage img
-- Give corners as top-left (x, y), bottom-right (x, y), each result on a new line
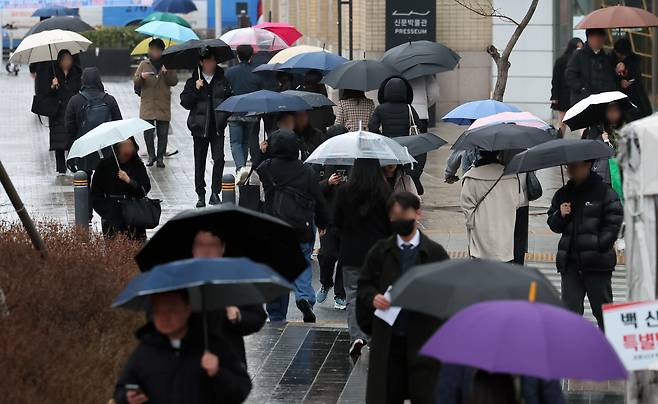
top-left (270, 166), bottom-right (316, 242)
top-left (79, 91), bottom-right (112, 137)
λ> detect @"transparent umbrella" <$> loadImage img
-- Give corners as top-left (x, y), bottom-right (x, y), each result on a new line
top-left (220, 27), bottom-right (288, 51)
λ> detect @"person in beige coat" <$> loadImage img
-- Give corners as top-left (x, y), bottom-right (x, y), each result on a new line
top-left (134, 38), bottom-right (178, 168)
top-left (461, 151), bottom-right (521, 262)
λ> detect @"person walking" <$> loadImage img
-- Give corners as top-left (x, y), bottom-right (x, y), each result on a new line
top-left (134, 38), bottom-right (178, 168)
top-left (551, 37), bottom-right (583, 134)
top-left (409, 74), bottom-right (439, 129)
top-left (335, 89), bottom-right (375, 131)
top-left (612, 37), bottom-right (653, 121)
top-left (383, 164), bottom-right (418, 196)
top-left (547, 161), bottom-right (623, 330)
top-left (299, 69), bottom-right (335, 133)
top-left (460, 151), bottom-right (521, 262)
top-left (582, 102), bottom-right (624, 185)
top-left (357, 191), bottom-right (449, 404)
top-left (334, 158), bottom-right (391, 357)
top-left (180, 49), bottom-right (233, 208)
top-left (295, 110), bottom-right (325, 161)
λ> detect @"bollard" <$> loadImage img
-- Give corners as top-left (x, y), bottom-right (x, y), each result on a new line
top-left (221, 173), bottom-right (236, 204)
top-left (73, 171), bottom-right (90, 227)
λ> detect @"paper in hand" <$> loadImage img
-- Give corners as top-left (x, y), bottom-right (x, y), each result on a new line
top-left (374, 286), bottom-right (402, 326)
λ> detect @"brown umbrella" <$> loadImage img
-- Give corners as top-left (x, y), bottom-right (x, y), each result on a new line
top-left (575, 5), bottom-right (658, 29)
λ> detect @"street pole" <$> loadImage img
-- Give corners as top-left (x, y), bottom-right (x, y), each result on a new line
top-left (348, 0), bottom-right (353, 60)
top-left (336, 0), bottom-right (354, 59)
top-left (215, 0), bottom-right (222, 37)
top-left (337, 0), bottom-right (342, 56)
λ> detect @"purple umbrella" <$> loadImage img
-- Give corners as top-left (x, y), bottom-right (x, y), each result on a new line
top-left (421, 301), bottom-right (627, 381)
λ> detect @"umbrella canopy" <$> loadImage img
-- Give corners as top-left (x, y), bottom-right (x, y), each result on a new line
top-left (392, 132), bottom-right (448, 156)
top-left (219, 27), bottom-right (288, 51)
top-left (469, 111), bottom-right (551, 131)
top-left (575, 5), bottom-right (658, 29)
top-left (217, 90), bottom-right (311, 114)
top-left (563, 91), bottom-right (636, 131)
top-left (304, 129), bottom-right (416, 166)
top-left (381, 40), bottom-right (460, 79)
top-left (252, 62), bottom-right (283, 73)
top-left (10, 29), bottom-right (91, 64)
top-left (136, 21), bottom-right (199, 42)
top-left (134, 204), bottom-right (308, 282)
top-left (268, 45), bottom-right (324, 64)
top-left (32, 7), bottom-right (79, 18)
top-left (281, 90), bottom-right (335, 108)
top-left (452, 123), bottom-right (554, 152)
top-left (389, 259), bottom-right (562, 319)
top-left (421, 301), bottom-right (627, 381)
top-left (321, 60), bottom-right (399, 91)
top-left (278, 51), bottom-right (348, 73)
top-left (140, 11), bottom-right (191, 28)
top-left (253, 22), bottom-right (302, 45)
top-left (398, 63), bottom-right (453, 81)
top-left (67, 119), bottom-right (154, 161)
top-left (161, 38), bottom-right (234, 69)
top-left (26, 16), bottom-right (95, 36)
top-left (131, 37), bottom-right (177, 56)
top-left (152, 0), bottom-right (197, 14)
top-left (504, 138), bottom-right (615, 175)
top-left (442, 99), bottom-right (522, 125)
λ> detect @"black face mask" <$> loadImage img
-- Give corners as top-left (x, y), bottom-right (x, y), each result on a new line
top-left (391, 219), bottom-right (415, 237)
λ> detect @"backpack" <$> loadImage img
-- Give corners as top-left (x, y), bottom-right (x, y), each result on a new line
top-left (269, 164), bottom-right (316, 242)
top-left (79, 91), bottom-right (112, 136)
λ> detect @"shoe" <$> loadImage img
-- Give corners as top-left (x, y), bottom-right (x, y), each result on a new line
top-left (349, 339), bottom-right (366, 358)
top-left (156, 160), bottom-right (165, 168)
top-left (208, 193), bottom-right (221, 205)
top-left (146, 159), bottom-right (155, 167)
top-left (236, 166), bottom-right (250, 185)
top-left (196, 195), bottom-right (206, 208)
top-left (316, 285), bottom-right (330, 304)
top-left (334, 297), bottom-right (346, 310)
top-left (296, 299), bottom-right (316, 323)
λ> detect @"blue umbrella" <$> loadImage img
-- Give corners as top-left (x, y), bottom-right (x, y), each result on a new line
top-left (278, 51), bottom-right (348, 73)
top-left (136, 21), bottom-right (199, 42)
top-left (32, 7), bottom-right (79, 18)
top-left (217, 90), bottom-right (312, 114)
top-left (442, 99), bottom-right (522, 125)
top-left (152, 0), bottom-right (198, 13)
top-left (252, 63), bottom-right (283, 74)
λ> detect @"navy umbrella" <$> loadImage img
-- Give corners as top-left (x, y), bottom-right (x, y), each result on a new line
top-left (162, 39), bottom-right (234, 69)
top-left (282, 90), bottom-right (335, 108)
top-left (32, 7), bottom-right (79, 18)
top-left (278, 51), bottom-right (348, 73)
top-left (451, 123), bottom-right (554, 152)
top-left (321, 59), bottom-right (398, 91)
top-left (26, 16), bottom-right (94, 36)
top-left (217, 90), bottom-right (312, 114)
top-left (392, 132), bottom-right (448, 157)
top-left (152, 0), bottom-right (198, 13)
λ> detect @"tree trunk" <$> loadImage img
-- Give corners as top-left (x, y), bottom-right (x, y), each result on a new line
top-left (493, 60), bottom-right (509, 101)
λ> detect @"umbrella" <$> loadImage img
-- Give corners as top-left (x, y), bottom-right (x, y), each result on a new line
top-left (278, 51), bottom-right (348, 73)
top-left (161, 39), bottom-right (234, 69)
top-left (503, 138), bottom-right (614, 175)
top-left (469, 111), bottom-right (551, 131)
top-left (575, 5), bottom-right (658, 29)
top-left (282, 90), bottom-right (335, 108)
top-left (140, 11), bottom-right (191, 28)
top-left (136, 21), bottom-right (199, 43)
top-left (420, 301), bottom-right (627, 381)
top-left (442, 99), bottom-right (522, 125)
top-left (134, 204), bottom-right (308, 282)
top-left (253, 22), bottom-right (302, 45)
top-left (304, 129), bottom-right (416, 166)
top-left (563, 91), bottom-right (636, 131)
top-left (32, 7), bottom-right (79, 18)
top-left (131, 37), bottom-right (177, 56)
top-left (217, 90), bottom-right (312, 114)
top-left (398, 63), bottom-right (454, 81)
top-left (389, 259), bottom-right (562, 319)
top-left (321, 60), bottom-right (399, 92)
top-left (451, 123), bottom-right (554, 152)
top-left (219, 27), bottom-right (288, 51)
top-left (252, 63), bottom-right (283, 74)
top-left (392, 132), bottom-right (448, 156)
top-left (26, 17), bottom-right (95, 36)
top-left (381, 40), bottom-right (460, 79)
top-left (152, 0), bottom-right (198, 14)
top-left (10, 29), bottom-right (91, 65)
top-left (268, 45), bottom-right (325, 64)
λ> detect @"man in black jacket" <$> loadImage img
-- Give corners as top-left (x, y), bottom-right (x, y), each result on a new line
top-left (180, 49), bottom-right (232, 208)
top-left (295, 110), bottom-right (325, 161)
top-left (547, 161), bottom-right (623, 329)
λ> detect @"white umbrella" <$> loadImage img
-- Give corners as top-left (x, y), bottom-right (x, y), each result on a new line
top-left (304, 129), bottom-right (416, 166)
top-left (563, 91), bottom-right (635, 131)
top-left (268, 45), bottom-right (324, 64)
top-left (67, 119), bottom-right (154, 166)
top-left (10, 29), bottom-right (91, 65)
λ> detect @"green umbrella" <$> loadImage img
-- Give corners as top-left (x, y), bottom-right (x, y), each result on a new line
top-left (140, 12), bottom-right (191, 28)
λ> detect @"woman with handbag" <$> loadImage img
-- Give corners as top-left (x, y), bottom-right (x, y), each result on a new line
top-left (91, 138), bottom-right (152, 241)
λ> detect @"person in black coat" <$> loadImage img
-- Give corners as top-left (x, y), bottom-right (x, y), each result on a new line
top-left (294, 110), bottom-right (326, 161)
top-left (114, 291), bottom-right (252, 404)
top-left (613, 37), bottom-right (653, 121)
top-left (91, 138), bottom-right (151, 240)
top-left (547, 161), bottom-right (623, 330)
top-left (180, 49), bottom-right (233, 208)
top-left (299, 69), bottom-right (336, 133)
top-left (551, 37), bottom-right (583, 134)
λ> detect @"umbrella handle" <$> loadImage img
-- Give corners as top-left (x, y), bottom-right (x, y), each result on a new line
top-left (560, 165), bottom-right (565, 186)
top-left (49, 44), bottom-right (56, 76)
top-left (111, 146), bottom-right (120, 169)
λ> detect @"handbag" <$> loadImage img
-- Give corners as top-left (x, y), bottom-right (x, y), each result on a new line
top-left (31, 94), bottom-right (60, 117)
top-left (407, 104), bottom-right (420, 135)
top-left (121, 197), bottom-right (162, 229)
top-left (526, 171), bottom-right (543, 202)
top-left (237, 167), bottom-right (262, 212)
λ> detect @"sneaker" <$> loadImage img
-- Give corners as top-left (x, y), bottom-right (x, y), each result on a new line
top-left (209, 193), bottom-right (221, 205)
top-left (196, 195), bottom-right (206, 208)
top-left (349, 339), bottom-right (366, 358)
top-left (146, 158), bottom-right (155, 167)
top-left (296, 299), bottom-right (316, 323)
top-left (156, 160), bottom-right (165, 168)
top-left (334, 297), bottom-right (346, 310)
top-left (236, 166), bottom-right (250, 185)
top-left (316, 285), bottom-right (330, 304)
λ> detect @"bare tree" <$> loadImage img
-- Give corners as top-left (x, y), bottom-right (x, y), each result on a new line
top-left (454, 0), bottom-right (539, 101)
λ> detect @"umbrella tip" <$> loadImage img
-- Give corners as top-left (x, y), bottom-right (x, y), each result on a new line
top-left (528, 281), bottom-right (537, 303)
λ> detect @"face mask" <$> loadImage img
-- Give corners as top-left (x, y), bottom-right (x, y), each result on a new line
top-left (391, 219), bottom-right (415, 237)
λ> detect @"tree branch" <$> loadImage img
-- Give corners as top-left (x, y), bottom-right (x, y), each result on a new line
top-left (500, 0), bottom-right (539, 61)
top-left (453, 0), bottom-right (520, 26)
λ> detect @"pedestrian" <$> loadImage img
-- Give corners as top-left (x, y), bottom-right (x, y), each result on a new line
top-left (551, 37), bottom-right (584, 134)
top-left (357, 191), bottom-right (449, 404)
top-left (35, 49), bottom-right (81, 175)
top-left (90, 138), bottom-right (151, 240)
top-left (257, 129), bottom-right (328, 323)
top-left (225, 44), bottom-right (263, 183)
top-left (565, 28), bottom-right (619, 106)
top-left (180, 48), bottom-right (233, 208)
top-left (276, 71), bottom-right (294, 91)
top-left (612, 37), bottom-right (653, 121)
top-left (547, 161), bottom-right (623, 329)
top-left (295, 110), bottom-right (325, 161)
top-left (335, 89), bottom-right (375, 131)
top-left (134, 38), bottom-right (179, 168)
top-left (460, 151), bottom-right (521, 262)
top-left (113, 290), bottom-right (252, 404)
top-left (383, 164), bottom-right (418, 196)
top-left (409, 74), bottom-right (439, 128)
top-left (299, 69), bottom-right (335, 133)
top-left (469, 370), bottom-right (520, 404)
top-left (444, 149), bottom-right (478, 184)
top-left (582, 102), bottom-right (624, 184)
top-left (258, 111), bottom-right (296, 157)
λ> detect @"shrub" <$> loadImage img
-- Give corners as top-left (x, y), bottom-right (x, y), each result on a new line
top-left (0, 222), bottom-right (144, 404)
top-left (81, 27), bottom-right (145, 50)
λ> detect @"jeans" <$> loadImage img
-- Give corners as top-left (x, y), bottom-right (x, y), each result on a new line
top-left (54, 149), bottom-right (66, 173)
top-left (228, 120), bottom-right (259, 170)
top-left (193, 133), bottom-right (224, 196)
top-left (318, 227), bottom-right (345, 299)
top-left (343, 266), bottom-right (368, 343)
top-left (561, 268), bottom-right (612, 330)
top-left (267, 240), bottom-right (316, 321)
top-left (144, 120), bottom-right (170, 162)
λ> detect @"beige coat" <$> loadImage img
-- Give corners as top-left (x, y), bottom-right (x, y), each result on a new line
top-left (134, 60), bottom-right (178, 122)
top-left (461, 163), bottom-right (521, 261)
top-left (391, 170), bottom-right (419, 197)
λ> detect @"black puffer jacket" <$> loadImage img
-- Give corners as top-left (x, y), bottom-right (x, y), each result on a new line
top-left (180, 67), bottom-right (232, 137)
top-left (547, 173), bottom-right (623, 272)
top-left (565, 43), bottom-right (619, 106)
top-left (368, 76), bottom-right (426, 137)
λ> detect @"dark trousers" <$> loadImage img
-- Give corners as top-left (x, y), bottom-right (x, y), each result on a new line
top-left (193, 133), bottom-right (224, 196)
top-left (144, 120), bottom-right (169, 162)
top-left (513, 206), bottom-right (529, 265)
top-left (318, 227), bottom-right (345, 299)
top-left (385, 336), bottom-right (434, 404)
top-left (561, 268), bottom-right (613, 330)
top-left (54, 149), bottom-right (66, 173)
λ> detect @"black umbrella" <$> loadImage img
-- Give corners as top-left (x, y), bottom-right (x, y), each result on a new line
top-left (392, 132), bottom-right (448, 156)
top-left (161, 39), bottom-right (234, 70)
top-left (321, 59), bottom-right (398, 91)
top-left (503, 138), bottom-right (614, 175)
top-left (26, 16), bottom-right (94, 36)
top-left (399, 63), bottom-right (454, 80)
top-left (451, 123), bottom-right (554, 152)
top-left (282, 90), bottom-right (335, 108)
top-left (134, 205), bottom-right (307, 282)
top-left (389, 259), bottom-right (562, 319)
top-left (381, 40), bottom-right (460, 78)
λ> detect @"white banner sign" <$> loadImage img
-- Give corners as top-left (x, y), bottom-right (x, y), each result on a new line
top-left (603, 300), bottom-right (658, 371)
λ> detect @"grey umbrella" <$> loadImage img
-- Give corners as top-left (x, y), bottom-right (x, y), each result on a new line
top-left (399, 63), bottom-right (454, 80)
top-left (321, 60), bottom-right (398, 91)
top-left (26, 16), bottom-right (94, 36)
top-left (451, 123), bottom-right (554, 152)
top-left (392, 132), bottom-right (448, 156)
top-left (282, 90), bottom-right (335, 108)
top-left (381, 40), bottom-right (460, 78)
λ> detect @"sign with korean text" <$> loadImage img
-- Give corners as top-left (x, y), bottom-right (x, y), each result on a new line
top-left (385, 0), bottom-right (436, 50)
top-left (603, 300), bottom-right (658, 371)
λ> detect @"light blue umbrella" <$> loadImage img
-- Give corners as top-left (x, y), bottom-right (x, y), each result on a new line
top-left (278, 51), bottom-right (348, 73)
top-left (136, 21), bottom-right (199, 42)
top-left (442, 99), bottom-right (522, 125)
